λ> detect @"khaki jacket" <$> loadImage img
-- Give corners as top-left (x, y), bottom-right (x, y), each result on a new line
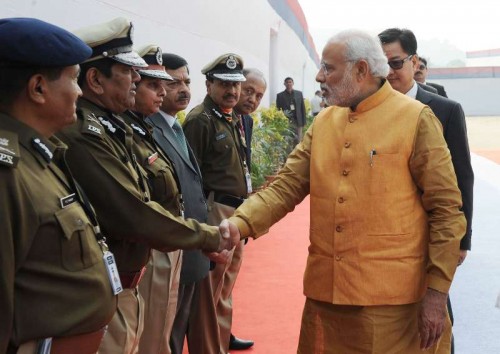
top-left (231, 81), bottom-right (466, 305)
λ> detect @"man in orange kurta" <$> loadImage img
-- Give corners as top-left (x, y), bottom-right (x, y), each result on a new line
top-left (221, 30), bottom-right (466, 353)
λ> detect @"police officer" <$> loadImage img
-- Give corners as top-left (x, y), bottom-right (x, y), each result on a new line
top-left (120, 44), bottom-right (183, 354)
top-left (147, 53), bottom-right (220, 354)
top-left (57, 19), bottom-right (238, 354)
top-left (183, 53), bottom-right (254, 353)
top-left (0, 18), bottom-right (116, 354)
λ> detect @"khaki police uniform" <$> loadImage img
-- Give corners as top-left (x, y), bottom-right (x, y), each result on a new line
top-left (184, 93), bottom-right (248, 353)
top-left (122, 110), bottom-right (183, 354)
top-left (67, 19), bottom-right (222, 354)
top-left (57, 99), bottom-right (221, 354)
top-left (0, 16), bottom-right (116, 354)
top-left (0, 114), bottom-right (116, 354)
top-left (132, 45), bottom-right (180, 354)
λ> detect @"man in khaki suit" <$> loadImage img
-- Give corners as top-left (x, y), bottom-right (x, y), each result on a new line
top-left (223, 29), bottom-right (465, 354)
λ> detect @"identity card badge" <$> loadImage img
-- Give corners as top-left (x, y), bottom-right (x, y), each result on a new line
top-left (244, 162), bottom-right (252, 194)
top-left (103, 251), bottom-right (123, 295)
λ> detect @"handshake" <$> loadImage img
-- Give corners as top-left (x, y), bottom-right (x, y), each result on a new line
top-left (206, 219), bottom-right (242, 264)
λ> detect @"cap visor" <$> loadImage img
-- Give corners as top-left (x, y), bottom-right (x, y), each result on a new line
top-left (212, 73), bottom-right (246, 82)
top-left (138, 69), bottom-right (174, 80)
top-left (112, 51), bottom-right (148, 67)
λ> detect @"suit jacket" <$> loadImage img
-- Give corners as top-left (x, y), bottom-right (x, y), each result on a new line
top-left (416, 86), bottom-right (474, 249)
top-left (276, 89), bottom-right (306, 127)
top-left (427, 82), bottom-right (448, 98)
top-left (417, 82), bottom-right (438, 94)
top-left (147, 112), bottom-right (210, 284)
top-left (241, 114), bottom-right (253, 171)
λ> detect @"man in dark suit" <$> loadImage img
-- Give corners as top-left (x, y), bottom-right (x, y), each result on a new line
top-left (415, 57), bottom-right (448, 97)
top-left (276, 77), bottom-right (306, 145)
top-left (146, 53), bottom-right (218, 354)
top-left (379, 28), bottom-right (474, 354)
top-left (235, 68), bottom-right (267, 171)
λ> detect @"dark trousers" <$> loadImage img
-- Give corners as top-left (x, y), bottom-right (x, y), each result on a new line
top-left (448, 296), bottom-right (454, 354)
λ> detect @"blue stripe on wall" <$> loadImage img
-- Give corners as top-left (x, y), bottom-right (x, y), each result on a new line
top-left (268, 0), bottom-right (320, 66)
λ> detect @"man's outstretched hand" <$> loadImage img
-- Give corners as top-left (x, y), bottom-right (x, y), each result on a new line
top-left (205, 219), bottom-right (242, 264)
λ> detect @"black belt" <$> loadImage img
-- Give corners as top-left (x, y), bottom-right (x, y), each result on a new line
top-left (119, 268), bottom-right (146, 289)
top-left (213, 193), bottom-right (245, 208)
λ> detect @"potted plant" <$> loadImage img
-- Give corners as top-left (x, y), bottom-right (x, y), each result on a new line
top-left (250, 105), bottom-right (294, 189)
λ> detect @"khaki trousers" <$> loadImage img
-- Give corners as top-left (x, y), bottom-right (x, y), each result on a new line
top-left (98, 288), bottom-right (144, 354)
top-left (138, 250), bottom-right (182, 354)
top-left (298, 298), bottom-right (452, 354)
top-left (183, 274), bottom-right (221, 354)
top-left (189, 200), bottom-right (243, 354)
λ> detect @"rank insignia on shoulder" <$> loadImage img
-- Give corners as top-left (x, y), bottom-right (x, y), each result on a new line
top-left (86, 113), bottom-right (101, 125)
top-left (215, 133), bottom-right (227, 141)
top-left (98, 117), bottom-right (117, 134)
top-left (0, 151), bottom-right (18, 167)
top-left (32, 138), bottom-right (53, 163)
top-left (211, 108), bottom-right (223, 118)
top-left (0, 130), bottom-right (21, 167)
top-left (131, 123), bottom-right (146, 136)
top-left (87, 124), bottom-right (102, 135)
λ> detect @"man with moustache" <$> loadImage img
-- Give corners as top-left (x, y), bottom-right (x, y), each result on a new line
top-left (414, 57), bottom-right (448, 97)
top-left (146, 53), bottom-right (218, 354)
top-left (183, 53), bottom-right (253, 353)
top-left (57, 19), bottom-right (238, 354)
top-left (378, 28), bottom-right (474, 354)
top-left (222, 30), bottom-right (466, 353)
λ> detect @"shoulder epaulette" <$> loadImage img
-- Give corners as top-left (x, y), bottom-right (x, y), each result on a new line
top-left (0, 130), bottom-right (20, 168)
top-left (131, 123), bottom-right (147, 137)
top-left (78, 108), bottom-right (105, 139)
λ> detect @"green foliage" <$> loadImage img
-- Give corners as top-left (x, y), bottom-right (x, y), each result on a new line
top-left (303, 97), bottom-right (315, 132)
top-left (250, 105), bottom-right (294, 189)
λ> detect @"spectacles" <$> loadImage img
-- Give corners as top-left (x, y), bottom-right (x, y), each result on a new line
top-left (387, 55), bottom-right (414, 70)
top-left (320, 61), bottom-right (333, 76)
top-left (320, 60), bottom-right (356, 76)
top-left (418, 64), bottom-right (427, 70)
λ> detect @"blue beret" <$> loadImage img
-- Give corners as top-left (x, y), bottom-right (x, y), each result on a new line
top-left (0, 17), bottom-right (92, 66)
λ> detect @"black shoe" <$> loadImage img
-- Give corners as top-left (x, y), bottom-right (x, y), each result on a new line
top-left (229, 334), bottom-right (254, 350)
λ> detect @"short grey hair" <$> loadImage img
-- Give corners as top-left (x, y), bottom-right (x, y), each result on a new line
top-left (328, 29), bottom-right (389, 78)
top-left (243, 68), bottom-right (267, 86)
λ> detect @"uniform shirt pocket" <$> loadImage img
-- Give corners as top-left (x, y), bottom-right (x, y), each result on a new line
top-left (212, 137), bottom-right (233, 153)
top-left (55, 203), bottom-right (100, 271)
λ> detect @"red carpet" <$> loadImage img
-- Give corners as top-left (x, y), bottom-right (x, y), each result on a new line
top-left (231, 196), bottom-right (311, 353)
top-left (181, 196), bottom-right (310, 354)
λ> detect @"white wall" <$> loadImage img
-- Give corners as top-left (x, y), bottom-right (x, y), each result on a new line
top-left (432, 78), bottom-right (500, 116)
top-left (1, 0), bottom-right (319, 110)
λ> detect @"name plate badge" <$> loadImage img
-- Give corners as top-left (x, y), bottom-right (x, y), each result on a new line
top-left (60, 193), bottom-right (77, 208)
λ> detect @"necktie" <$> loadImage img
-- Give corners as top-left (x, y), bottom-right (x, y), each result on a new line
top-left (172, 120), bottom-right (189, 158)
